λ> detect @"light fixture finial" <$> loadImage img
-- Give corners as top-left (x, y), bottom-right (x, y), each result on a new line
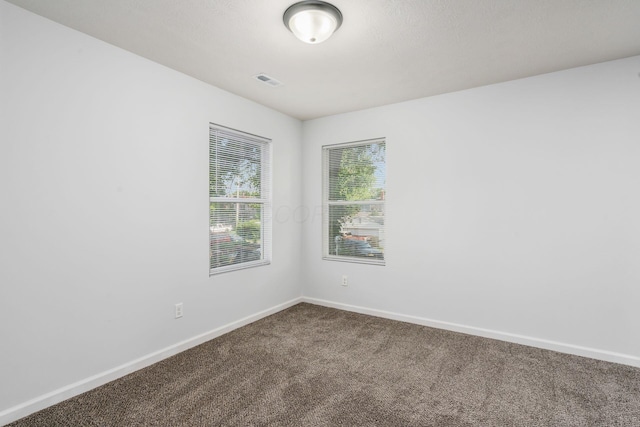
top-left (283, 1), bottom-right (343, 44)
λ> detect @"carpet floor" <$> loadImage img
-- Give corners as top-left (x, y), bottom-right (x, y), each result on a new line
top-left (8, 303), bottom-right (640, 426)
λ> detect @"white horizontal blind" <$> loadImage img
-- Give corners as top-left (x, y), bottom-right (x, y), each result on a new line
top-left (209, 124), bottom-right (271, 275)
top-left (323, 138), bottom-right (386, 265)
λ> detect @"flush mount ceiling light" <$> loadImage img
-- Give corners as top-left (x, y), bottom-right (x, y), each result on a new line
top-left (283, 1), bottom-right (343, 44)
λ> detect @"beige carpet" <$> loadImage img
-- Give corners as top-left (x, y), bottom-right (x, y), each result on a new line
top-left (9, 303), bottom-right (640, 426)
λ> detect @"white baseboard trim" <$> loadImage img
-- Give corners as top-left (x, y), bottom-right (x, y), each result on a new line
top-left (302, 297), bottom-right (640, 369)
top-left (0, 297), bottom-right (302, 426)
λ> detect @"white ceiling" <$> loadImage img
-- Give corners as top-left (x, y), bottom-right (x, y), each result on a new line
top-left (6, 0), bottom-right (640, 120)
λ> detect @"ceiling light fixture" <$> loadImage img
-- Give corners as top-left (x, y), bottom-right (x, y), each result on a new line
top-left (283, 1), bottom-right (343, 44)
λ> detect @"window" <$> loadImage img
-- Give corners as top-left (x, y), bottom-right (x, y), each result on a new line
top-left (323, 138), bottom-right (386, 265)
top-left (209, 124), bottom-right (271, 274)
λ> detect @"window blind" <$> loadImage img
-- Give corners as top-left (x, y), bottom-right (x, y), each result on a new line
top-left (209, 124), bottom-right (271, 275)
top-left (322, 138), bottom-right (386, 265)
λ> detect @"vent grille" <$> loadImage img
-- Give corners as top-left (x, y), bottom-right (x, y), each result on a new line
top-left (254, 73), bottom-right (283, 87)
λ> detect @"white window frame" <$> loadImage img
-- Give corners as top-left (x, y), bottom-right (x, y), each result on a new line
top-left (209, 124), bottom-right (271, 275)
top-left (322, 138), bottom-right (386, 266)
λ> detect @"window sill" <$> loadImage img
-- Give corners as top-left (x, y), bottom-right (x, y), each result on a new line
top-left (209, 260), bottom-right (271, 276)
top-left (322, 255), bottom-right (385, 266)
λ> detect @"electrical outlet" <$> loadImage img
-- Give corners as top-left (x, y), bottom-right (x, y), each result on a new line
top-left (341, 275), bottom-right (348, 287)
top-left (175, 303), bottom-right (183, 319)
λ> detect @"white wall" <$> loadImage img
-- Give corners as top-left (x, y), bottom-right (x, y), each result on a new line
top-left (0, 0), bottom-right (302, 418)
top-left (301, 56), bottom-right (640, 365)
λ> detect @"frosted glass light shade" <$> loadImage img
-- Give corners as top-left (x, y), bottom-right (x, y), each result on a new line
top-left (284, 1), bottom-right (343, 44)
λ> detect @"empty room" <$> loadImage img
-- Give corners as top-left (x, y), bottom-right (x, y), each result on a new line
top-left (1, 0), bottom-right (639, 425)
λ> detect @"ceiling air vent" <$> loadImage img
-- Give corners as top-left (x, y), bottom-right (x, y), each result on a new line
top-left (254, 73), bottom-right (283, 87)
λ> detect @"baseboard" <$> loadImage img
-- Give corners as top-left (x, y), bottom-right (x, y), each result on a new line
top-left (0, 297), bottom-right (303, 426)
top-left (302, 297), bottom-right (640, 369)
